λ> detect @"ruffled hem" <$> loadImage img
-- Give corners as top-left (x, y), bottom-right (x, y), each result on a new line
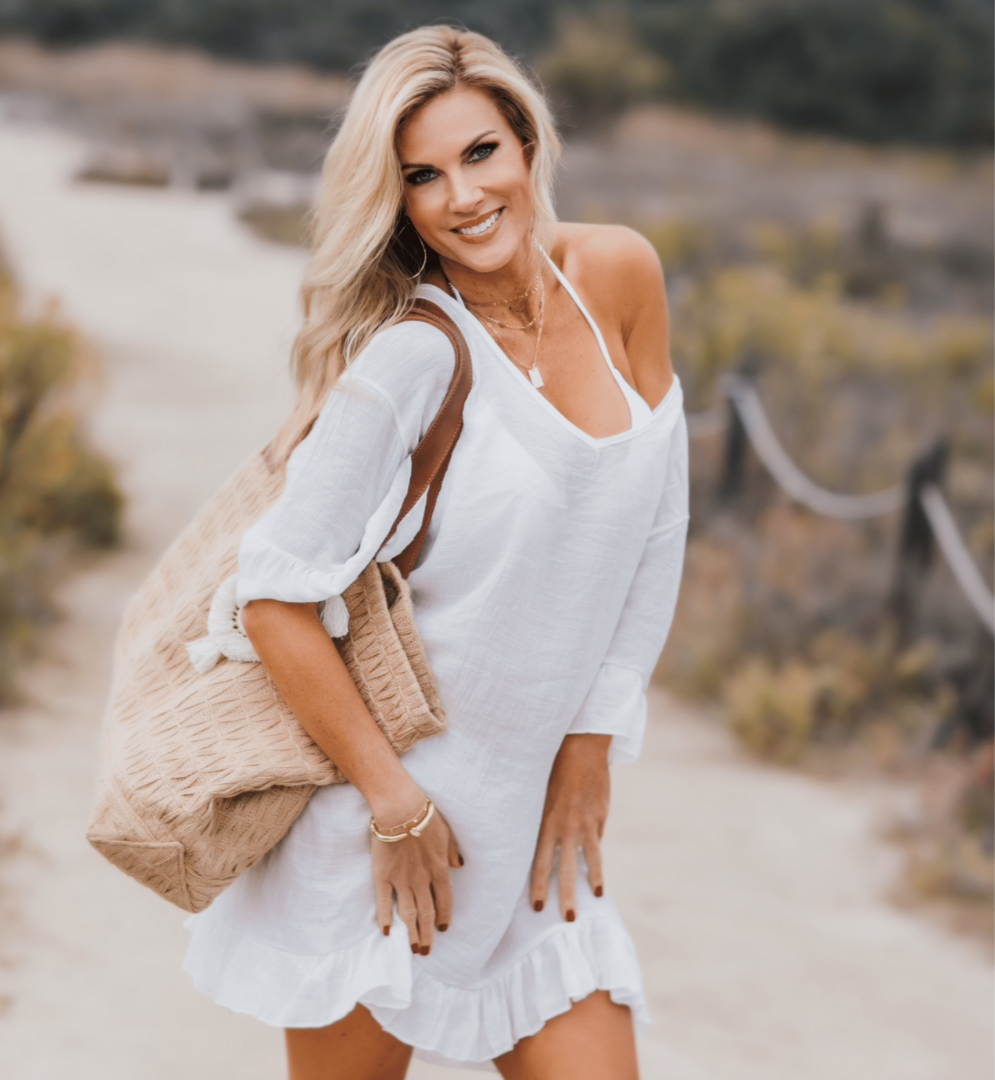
top-left (183, 913), bottom-right (648, 1070)
top-left (376, 916), bottom-right (650, 1070)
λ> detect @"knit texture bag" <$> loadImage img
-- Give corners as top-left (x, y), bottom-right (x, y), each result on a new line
top-left (87, 301), bottom-right (471, 913)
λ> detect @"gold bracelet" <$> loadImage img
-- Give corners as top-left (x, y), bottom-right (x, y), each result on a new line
top-left (375, 798), bottom-right (430, 836)
top-left (369, 799), bottom-right (435, 843)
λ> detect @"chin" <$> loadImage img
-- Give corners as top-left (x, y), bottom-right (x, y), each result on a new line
top-left (444, 234), bottom-right (524, 275)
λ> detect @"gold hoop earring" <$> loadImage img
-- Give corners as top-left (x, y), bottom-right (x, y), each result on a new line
top-left (401, 219), bottom-right (428, 281)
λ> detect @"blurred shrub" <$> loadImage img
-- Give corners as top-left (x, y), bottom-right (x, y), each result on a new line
top-left (725, 657), bottom-right (817, 763)
top-left (238, 201), bottom-right (310, 247)
top-left (640, 220), bottom-right (716, 277)
top-left (631, 0), bottom-right (993, 146)
top-left (537, 9), bottom-right (668, 127)
top-left (0, 269), bottom-right (123, 699)
top-left (896, 740), bottom-right (994, 935)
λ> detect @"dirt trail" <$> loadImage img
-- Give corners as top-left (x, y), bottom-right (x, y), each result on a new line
top-left (0, 120), bottom-right (990, 1080)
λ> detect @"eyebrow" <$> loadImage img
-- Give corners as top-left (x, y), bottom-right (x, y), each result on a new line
top-left (400, 129), bottom-right (498, 171)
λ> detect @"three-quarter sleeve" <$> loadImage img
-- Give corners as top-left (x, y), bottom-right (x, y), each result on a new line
top-left (568, 412), bottom-right (689, 763)
top-left (236, 320), bottom-right (455, 627)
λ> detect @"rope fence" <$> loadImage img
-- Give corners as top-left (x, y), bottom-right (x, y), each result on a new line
top-left (920, 485), bottom-right (995, 635)
top-left (685, 372), bottom-right (995, 637)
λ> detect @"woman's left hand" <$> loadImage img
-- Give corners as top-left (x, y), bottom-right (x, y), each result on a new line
top-left (530, 733), bottom-right (612, 921)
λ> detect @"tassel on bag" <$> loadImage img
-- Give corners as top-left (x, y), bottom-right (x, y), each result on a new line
top-left (87, 301), bottom-right (471, 913)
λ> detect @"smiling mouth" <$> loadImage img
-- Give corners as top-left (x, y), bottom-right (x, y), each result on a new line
top-left (453, 208), bottom-right (502, 236)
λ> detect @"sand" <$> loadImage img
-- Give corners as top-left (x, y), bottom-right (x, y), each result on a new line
top-left (0, 118), bottom-right (990, 1080)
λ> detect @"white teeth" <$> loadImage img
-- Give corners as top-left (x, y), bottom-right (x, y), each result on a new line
top-left (457, 210), bottom-right (500, 236)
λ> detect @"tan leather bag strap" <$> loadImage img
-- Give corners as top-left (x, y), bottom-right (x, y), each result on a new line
top-left (384, 298), bottom-right (472, 579)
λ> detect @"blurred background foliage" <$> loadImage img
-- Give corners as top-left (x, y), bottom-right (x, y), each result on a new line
top-left (0, 0), bottom-right (991, 146)
top-left (0, 256), bottom-right (123, 700)
top-left (646, 200), bottom-right (993, 919)
top-left (652, 211), bottom-right (992, 748)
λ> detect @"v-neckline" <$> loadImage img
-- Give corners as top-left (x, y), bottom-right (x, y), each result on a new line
top-left (426, 256), bottom-right (655, 448)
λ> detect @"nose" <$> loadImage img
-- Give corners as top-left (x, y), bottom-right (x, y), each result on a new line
top-left (448, 166), bottom-right (483, 215)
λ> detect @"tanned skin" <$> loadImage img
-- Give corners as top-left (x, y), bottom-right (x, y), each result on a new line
top-left (246, 84), bottom-right (672, 1080)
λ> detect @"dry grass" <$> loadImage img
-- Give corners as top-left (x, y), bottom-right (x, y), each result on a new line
top-left (887, 743), bottom-right (995, 946)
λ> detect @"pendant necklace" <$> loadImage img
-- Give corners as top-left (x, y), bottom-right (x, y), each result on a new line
top-left (450, 269), bottom-right (546, 389)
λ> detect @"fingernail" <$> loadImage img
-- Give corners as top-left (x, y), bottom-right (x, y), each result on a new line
top-left (533, 900), bottom-right (544, 913)
top-left (411, 943), bottom-right (420, 954)
top-left (566, 910), bottom-right (576, 922)
top-left (437, 923), bottom-right (448, 932)
top-left (383, 925), bottom-right (391, 936)
top-left (458, 855), bottom-right (464, 867)
top-left (419, 945), bottom-right (430, 956)
top-left (594, 885), bottom-right (603, 898)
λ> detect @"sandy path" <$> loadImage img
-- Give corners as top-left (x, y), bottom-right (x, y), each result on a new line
top-left (0, 121), bottom-right (990, 1080)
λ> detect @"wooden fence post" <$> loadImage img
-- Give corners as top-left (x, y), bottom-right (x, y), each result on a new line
top-left (892, 438), bottom-right (948, 637)
top-left (719, 393), bottom-right (747, 503)
top-left (719, 352), bottom-right (761, 504)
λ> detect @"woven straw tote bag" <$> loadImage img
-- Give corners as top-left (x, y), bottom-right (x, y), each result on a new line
top-left (87, 300), bottom-right (471, 913)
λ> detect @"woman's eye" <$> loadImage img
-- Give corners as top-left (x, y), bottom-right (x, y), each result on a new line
top-left (406, 169), bottom-right (437, 186)
top-left (469, 142), bottom-right (498, 163)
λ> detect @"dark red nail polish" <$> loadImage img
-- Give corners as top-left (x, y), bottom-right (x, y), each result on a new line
top-left (383, 925), bottom-right (391, 936)
top-left (566, 910), bottom-right (576, 922)
top-left (458, 855), bottom-right (464, 867)
top-left (437, 923), bottom-right (448, 932)
top-left (411, 943), bottom-right (420, 954)
top-left (594, 885), bottom-right (603, 898)
top-left (533, 900), bottom-right (544, 913)
top-left (420, 945), bottom-right (430, 956)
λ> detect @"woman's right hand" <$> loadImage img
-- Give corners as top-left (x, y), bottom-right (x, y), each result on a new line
top-left (241, 601), bottom-right (463, 953)
top-left (371, 802), bottom-right (463, 955)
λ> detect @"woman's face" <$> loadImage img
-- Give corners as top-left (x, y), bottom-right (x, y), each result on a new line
top-left (397, 86), bottom-right (534, 276)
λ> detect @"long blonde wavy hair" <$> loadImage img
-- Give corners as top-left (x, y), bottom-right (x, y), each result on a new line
top-left (270, 25), bottom-right (561, 462)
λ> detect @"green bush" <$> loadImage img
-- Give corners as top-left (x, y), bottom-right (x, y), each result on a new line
top-left (537, 9), bottom-right (668, 126)
top-left (630, 0), bottom-right (993, 146)
top-left (0, 271), bottom-right (123, 699)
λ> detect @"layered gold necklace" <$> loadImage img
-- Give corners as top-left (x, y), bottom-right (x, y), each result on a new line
top-left (450, 267), bottom-right (546, 389)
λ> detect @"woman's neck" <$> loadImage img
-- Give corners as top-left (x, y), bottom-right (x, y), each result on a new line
top-left (436, 245), bottom-right (544, 309)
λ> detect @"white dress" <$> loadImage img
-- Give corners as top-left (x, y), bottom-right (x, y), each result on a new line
top-left (183, 258), bottom-right (689, 1071)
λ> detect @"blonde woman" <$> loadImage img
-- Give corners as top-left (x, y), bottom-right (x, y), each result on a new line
top-left (183, 25), bottom-right (688, 1080)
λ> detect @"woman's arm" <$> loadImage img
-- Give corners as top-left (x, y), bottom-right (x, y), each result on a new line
top-left (234, 321), bottom-right (463, 954)
top-left (531, 455), bottom-right (688, 919)
top-left (529, 733), bottom-right (611, 921)
top-left (532, 229), bottom-right (687, 920)
top-left (242, 598), bottom-right (462, 955)
top-left (241, 600), bottom-right (425, 821)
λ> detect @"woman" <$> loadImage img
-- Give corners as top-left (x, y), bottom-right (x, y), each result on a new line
top-left (184, 25), bottom-right (688, 1080)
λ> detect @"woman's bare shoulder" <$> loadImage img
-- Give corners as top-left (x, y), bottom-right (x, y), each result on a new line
top-left (553, 222), bottom-right (673, 405)
top-left (553, 222), bottom-right (664, 303)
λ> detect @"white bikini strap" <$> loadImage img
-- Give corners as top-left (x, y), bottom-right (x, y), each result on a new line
top-left (542, 252), bottom-right (616, 374)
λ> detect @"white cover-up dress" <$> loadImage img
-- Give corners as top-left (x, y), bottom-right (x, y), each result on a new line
top-left (183, 257), bottom-right (689, 1071)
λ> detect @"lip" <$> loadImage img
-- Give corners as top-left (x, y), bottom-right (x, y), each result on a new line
top-left (451, 207), bottom-right (503, 241)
